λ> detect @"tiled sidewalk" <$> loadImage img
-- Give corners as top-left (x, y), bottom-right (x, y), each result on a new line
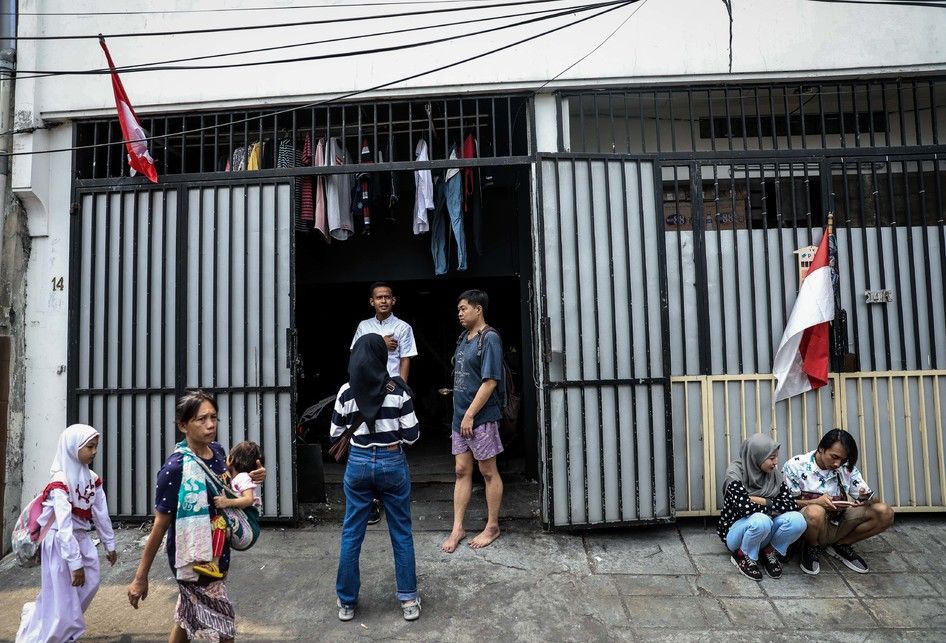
top-left (1, 516), bottom-right (944, 641)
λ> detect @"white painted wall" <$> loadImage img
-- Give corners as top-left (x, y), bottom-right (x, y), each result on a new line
top-left (13, 0), bottom-right (946, 118)
top-left (17, 124), bottom-right (72, 500)
top-left (11, 0), bottom-right (946, 504)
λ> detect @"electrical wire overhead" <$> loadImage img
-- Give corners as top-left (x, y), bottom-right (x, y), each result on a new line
top-left (5, 0), bottom-right (637, 157)
top-left (806, 0), bottom-right (945, 6)
top-left (14, 0), bottom-right (628, 79)
top-left (12, 0), bottom-right (595, 40)
top-left (7, 0), bottom-right (520, 16)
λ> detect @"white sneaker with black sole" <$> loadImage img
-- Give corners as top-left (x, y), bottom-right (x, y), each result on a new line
top-left (401, 596), bottom-right (421, 621)
top-left (337, 599), bottom-right (355, 622)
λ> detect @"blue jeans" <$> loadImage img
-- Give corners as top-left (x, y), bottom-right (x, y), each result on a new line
top-left (336, 446), bottom-right (417, 607)
top-left (726, 511), bottom-right (807, 560)
top-left (431, 173), bottom-right (467, 274)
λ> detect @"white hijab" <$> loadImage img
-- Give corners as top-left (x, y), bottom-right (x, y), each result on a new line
top-left (50, 423), bottom-right (100, 510)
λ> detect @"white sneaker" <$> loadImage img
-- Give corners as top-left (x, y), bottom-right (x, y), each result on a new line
top-left (337, 599), bottom-right (355, 622)
top-left (401, 596), bottom-right (421, 621)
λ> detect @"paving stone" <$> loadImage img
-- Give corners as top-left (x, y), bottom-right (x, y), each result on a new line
top-left (904, 518), bottom-right (946, 548)
top-left (921, 574), bottom-right (945, 596)
top-left (760, 569), bottom-right (855, 598)
top-left (918, 550), bottom-right (946, 572)
top-left (582, 529), bottom-right (696, 575)
top-left (844, 572), bottom-right (937, 598)
top-left (697, 596), bottom-right (732, 628)
top-left (691, 553), bottom-right (739, 575)
top-left (623, 597), bottom-right (716, 628)
top-left (864, 598), bottom-right (946, 628)
top-left (694, 573), bottom-right (766, 598)
top-left (631, 630), bottom-right (865, 643)
top-left (850, 533), bottom-right (895, 554)
top-left (789, 631), bottom-right (887, 643)
top-left (880, 527), bottom-right (939, 553)
top-left (718, 597), bottom-right (782, 627)
top-left (862, 629), bottom-right (946, 642)
top-left (610, 574), bottom-right (697, 597)
top-left (772, 598), bottom-right (874, 629)
top-left (677, 523), bottom-right (727, 556)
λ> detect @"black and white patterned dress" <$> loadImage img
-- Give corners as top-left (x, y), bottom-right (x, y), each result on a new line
top-left (717, 480), bottom-right (799, 541)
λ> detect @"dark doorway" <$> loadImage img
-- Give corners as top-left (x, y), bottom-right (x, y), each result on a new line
top-left (293, 165), bottom-right (536, 494)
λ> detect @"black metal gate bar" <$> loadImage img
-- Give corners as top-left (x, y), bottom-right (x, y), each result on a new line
top-left (558, 78), bottom-right (946, 157)
top-left (915, 161), bottom-right (937, 368)
top-left (74, 94), bottom-right (531, 181)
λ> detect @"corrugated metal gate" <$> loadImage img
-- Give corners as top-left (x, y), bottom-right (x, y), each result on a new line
top-left (67, 181), bottom-right (294, 519)
top-left (535, 155), bottom-right (673, 528)
top-left (552, 79), bottom-right (946, 525)
top-left (666, 154), bottom-right (946, 516)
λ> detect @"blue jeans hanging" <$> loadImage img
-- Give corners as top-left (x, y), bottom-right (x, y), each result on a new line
top-left (431, 173), bottom-right (467, 275)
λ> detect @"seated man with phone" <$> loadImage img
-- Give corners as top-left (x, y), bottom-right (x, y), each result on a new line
top-left (782, 428), bottom-right (895, 575)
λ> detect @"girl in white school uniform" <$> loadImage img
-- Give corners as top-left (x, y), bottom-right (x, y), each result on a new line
top-left (17, 424), bottom-right (118, 643)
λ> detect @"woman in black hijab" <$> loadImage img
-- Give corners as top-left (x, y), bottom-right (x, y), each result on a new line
top-left (330, 334), bottom-right (421, 623)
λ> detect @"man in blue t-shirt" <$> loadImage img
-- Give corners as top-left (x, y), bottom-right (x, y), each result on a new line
top-left (440, 289), bottom-right (505, 553)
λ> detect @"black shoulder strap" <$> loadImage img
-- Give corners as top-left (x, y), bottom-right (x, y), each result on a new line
top-left (349, 411), bottom-right (367, 434)
top-left (477, 325), bottom-right (497, 357)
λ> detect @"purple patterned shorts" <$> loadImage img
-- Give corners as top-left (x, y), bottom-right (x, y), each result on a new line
top-left (451, 421), bottom-right (504, 461)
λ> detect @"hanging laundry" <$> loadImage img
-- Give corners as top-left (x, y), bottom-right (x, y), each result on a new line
top-left (314, 138), bottom-right (329, 241)
top-left (261, 138), bottom-right (275, 170)
top-left (299, 134), bottom-right (314, 229)
top-left (444, 171), bottom-right (468, 272)
top-left (463, 133), bottom-right (484, 256)
top-left (246, 142), bottom-right (262, 171)
top-left (227, 145), bottom-right (247, 172)
top-left (326, 137), bottom-right (353, 241)
top-left (351, 138), bottom-right (373, 236)
top-left (413, 138), bottom-right (433, 235)
top-left (279, 137), bottom-right (307, 233)
top-left (376, 148), bottom-right (399, 223)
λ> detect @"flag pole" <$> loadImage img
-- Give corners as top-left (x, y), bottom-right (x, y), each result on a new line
top-left (827, 211), bottom-right (838, 423)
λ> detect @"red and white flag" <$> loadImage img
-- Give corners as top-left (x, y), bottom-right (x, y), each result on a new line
top-left (773, 226), bottom-right (835, 401)
top-left (99, 37), bottom-right (158, 183)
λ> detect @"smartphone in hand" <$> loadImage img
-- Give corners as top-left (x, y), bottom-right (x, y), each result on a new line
top-left (833, 499), bottom-right (860, 507)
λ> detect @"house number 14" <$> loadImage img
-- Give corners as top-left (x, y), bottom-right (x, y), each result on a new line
top-left (51, 277), bottom-right (64, 291)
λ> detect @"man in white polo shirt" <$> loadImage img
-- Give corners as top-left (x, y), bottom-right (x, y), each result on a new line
top-left (351, 281), bottom-right (418, 524)
top-left (351, 282), bottom-right (417, 382)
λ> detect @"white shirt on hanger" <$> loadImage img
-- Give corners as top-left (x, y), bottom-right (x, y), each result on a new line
top-left (413, 138), bottom-right (433, 234)
top-left (326, 137), bottom-right (353, 240)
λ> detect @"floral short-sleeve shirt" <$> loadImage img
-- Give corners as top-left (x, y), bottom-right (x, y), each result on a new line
top-left (781, 450), bottom-right (873, 500)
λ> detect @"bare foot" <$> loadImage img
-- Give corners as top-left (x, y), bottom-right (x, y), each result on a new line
top-left (469, 525), bottom-right (500, 549)
top-left (441, 528), bottom-right (467, 553)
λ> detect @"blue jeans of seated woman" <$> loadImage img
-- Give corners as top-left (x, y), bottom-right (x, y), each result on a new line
top-left (337, 446), bottom-right (417, 607)
top-left (726, 511), bottom-right (807, 561)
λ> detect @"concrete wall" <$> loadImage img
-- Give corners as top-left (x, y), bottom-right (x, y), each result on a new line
top-left (1, 195), bottom-right (29, 549)
top-left (10, 0), bottom-right (946, 507)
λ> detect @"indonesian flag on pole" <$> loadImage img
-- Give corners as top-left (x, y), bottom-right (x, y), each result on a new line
top-left (773, 226), bottom-right (835, 402)
top-left (99, 37), bottom-right (158, 183)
